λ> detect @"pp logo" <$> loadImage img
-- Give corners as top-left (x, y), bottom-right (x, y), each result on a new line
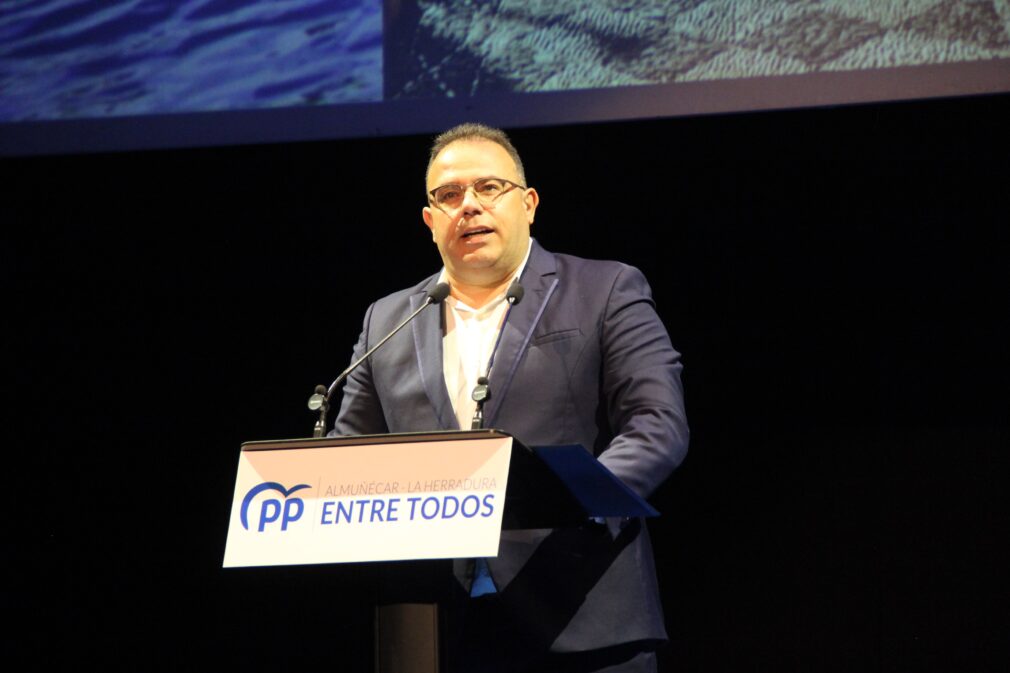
top-left (240, 482), bottom-right (311, 532)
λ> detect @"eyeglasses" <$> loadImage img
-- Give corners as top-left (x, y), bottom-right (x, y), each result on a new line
top-left (428, 177), bottom-right (525, 212)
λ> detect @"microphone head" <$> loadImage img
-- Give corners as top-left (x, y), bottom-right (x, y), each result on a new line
top-left (308, 384), bottom-right (328, 410)
top-left (427, 282), bottom-right (451, 304)
top-left (506, 279), bottom-right (524, 305)
top-left (472, 377), bottom-right (490, 403)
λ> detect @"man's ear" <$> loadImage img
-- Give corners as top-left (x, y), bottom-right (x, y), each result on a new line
top-left (422, 207), bottom-right (435, 238)
top-left (523, 187), bottom-right (540, 224)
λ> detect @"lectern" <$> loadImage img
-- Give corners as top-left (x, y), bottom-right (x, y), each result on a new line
top-left (223, 430), bottom-right (656, 672)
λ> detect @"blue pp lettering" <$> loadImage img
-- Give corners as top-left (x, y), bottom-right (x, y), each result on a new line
top-left (282, 498), bottom-right (303, 530)
top-left (258, 499), bottom-right (281, 531)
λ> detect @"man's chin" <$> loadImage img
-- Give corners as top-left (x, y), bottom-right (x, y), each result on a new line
top-left (454, 251), bottom-right (498, 269)
top-left (447, 255), bottom-right (512, 285)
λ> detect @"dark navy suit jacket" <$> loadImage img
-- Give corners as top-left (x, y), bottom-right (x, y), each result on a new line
top-left (333, 240), bottom-right (688, 652)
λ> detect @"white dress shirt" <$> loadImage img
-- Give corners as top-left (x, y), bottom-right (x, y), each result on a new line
top-left (440, 242), bottom-right (531, 430)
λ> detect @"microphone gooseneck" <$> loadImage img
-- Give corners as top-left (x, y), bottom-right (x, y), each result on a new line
top-left (308, 282), bottom-right (451, 437)
top-left (470, 278), bottom-right (523, 430)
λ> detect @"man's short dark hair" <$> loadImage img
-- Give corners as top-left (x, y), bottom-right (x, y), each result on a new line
top-left (426, 123), bottom-right (527, 186)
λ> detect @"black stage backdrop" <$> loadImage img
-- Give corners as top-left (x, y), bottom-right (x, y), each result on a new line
top-left (6, 93), bottom-right (1009, 672)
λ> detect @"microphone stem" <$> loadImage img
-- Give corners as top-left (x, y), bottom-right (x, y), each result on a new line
top-left (328, 296), bottom-right (435, 398)
top-left (309, 282), bottom-right (448, 437)
top-left (313, 414), bottom-right (327, 438)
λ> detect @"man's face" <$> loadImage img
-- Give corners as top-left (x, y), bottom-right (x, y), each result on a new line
top-left (423, 139), bottom-right (539, 288)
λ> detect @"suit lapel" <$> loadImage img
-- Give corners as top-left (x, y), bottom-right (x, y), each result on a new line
top-left (410, 287), bottom-right (458, 430)
top-left (485, 243), bottom-right (558, 428)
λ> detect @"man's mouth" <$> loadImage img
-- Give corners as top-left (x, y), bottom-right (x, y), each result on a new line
top-left (461, 227), bottom-right (493, 239)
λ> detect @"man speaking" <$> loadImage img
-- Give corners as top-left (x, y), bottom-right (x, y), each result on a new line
top-left (332, 123), bottom-right (689, 673)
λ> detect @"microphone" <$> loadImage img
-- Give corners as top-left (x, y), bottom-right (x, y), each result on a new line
top-left (470, 376), bottom-right (490, 430)
top-left (506, 279), bottom-right (524, 305)
top-left (309, 282), bottom-right (450, 437)
top-left (427, 281), bottom-right (451, 304)
top-left (470, 278), bottom-right (522, 430)
top-left (307, 384), bottom-right (327, 411)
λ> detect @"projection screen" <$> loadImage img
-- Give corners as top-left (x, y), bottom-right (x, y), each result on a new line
top-left (2, 0), bottom-right (1008, 155)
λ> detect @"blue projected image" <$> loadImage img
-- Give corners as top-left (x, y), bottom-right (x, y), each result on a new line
top-left (0, 0), bottom-right (382, 122)
top-left (1, 0), bottom-right (1006, 155)
top-left (386, 0), bottom-right (1010, 98)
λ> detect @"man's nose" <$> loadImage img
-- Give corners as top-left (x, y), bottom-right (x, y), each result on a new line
top-left (460, 186), bottom-right (484, 213)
